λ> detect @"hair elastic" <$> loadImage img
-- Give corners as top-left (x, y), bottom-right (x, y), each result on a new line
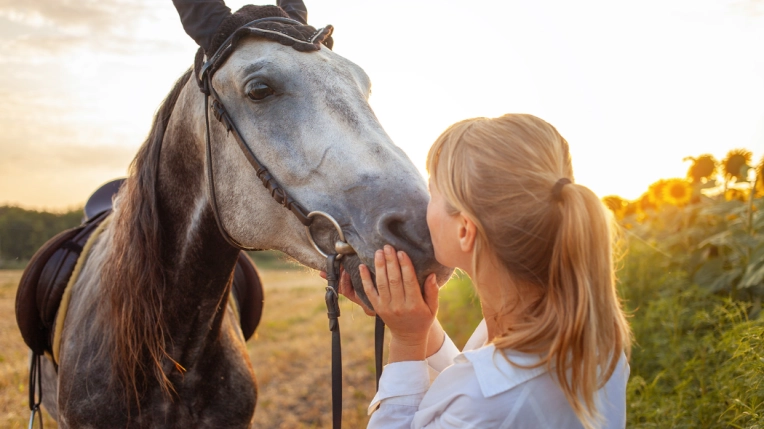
top-left (551, 178), bottom-right (572, 201)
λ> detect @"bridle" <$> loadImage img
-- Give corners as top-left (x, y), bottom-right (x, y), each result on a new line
top-left (197, 17), bottom-right (385, 429)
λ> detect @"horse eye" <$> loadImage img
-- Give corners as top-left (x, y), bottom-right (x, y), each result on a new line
top-left (247, 83), bottom-right (275, 101)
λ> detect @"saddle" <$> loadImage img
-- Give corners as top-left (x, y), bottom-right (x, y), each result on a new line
top-left (15, 179), bottom-right (264, 363)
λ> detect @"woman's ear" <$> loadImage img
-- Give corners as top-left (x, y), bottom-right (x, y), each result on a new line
top-left (458, 214), bottom-right (477, 253)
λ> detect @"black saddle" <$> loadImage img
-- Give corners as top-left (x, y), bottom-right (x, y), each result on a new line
top-left (16, 179), bottom-right (264, 361)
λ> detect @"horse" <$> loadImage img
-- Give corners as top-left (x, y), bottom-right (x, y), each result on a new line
top-left (35, 14), bottom-right (450, 428)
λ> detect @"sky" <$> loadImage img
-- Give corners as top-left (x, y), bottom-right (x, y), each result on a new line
top-left (1, 0), bottom-right (763, 210)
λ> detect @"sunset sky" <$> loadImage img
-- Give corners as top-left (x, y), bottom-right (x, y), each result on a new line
top-left (1, 0), bottom-right (763, 210)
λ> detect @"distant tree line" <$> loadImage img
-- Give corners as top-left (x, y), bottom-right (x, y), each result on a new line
top-left (0, 205), bottom-right (296, 270)
top-left (0, 206), bottom-right (83, 265)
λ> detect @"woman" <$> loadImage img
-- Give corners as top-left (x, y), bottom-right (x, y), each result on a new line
top-left (339, 114), bottom-right (631, 428)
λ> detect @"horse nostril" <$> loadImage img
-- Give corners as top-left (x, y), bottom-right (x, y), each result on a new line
top-left (379, 214), bottom-right (426, 255)
top-left (387, 219), bottom-right (407, 243)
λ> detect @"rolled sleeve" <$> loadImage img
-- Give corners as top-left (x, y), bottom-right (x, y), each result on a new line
top-left (368, 360), bottom-right (430, 416)
top-left (426, 334), bottom-right (460, 375)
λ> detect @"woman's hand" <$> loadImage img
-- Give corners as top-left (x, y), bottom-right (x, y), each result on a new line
top-left (361, 245), bottom-right (439, 363)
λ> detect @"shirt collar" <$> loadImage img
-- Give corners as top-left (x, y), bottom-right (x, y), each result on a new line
top-left (456, 344), bottom-right (549, 398)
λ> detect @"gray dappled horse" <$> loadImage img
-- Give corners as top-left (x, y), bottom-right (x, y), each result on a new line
top-left (40, 18), bottom-right (449, 429)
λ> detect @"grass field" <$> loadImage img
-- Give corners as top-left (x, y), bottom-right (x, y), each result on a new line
top-left (0, 267), bottom-right (481, 429)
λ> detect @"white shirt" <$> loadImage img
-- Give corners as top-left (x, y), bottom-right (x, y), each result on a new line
top-left (368, 320), bottom-right (629, 429)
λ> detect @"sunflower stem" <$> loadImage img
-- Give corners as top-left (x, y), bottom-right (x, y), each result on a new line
top-left (748, 173), bottom-right (756, 236)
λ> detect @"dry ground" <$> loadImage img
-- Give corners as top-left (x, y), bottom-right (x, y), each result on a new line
top-left (0, 268), bottom-right (387, 428)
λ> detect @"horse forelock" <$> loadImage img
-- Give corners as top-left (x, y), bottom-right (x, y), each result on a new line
top-left (96, 68), bottom-right (194, 405)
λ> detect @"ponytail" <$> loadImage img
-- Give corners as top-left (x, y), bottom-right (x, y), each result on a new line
top-left (544, 182), bottom-right (630, 428)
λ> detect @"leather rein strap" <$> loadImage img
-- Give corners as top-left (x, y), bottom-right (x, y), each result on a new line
top-left (197, 17), bottom-right (385, 428)
top-left (325, 255), bottom-right (343, 429)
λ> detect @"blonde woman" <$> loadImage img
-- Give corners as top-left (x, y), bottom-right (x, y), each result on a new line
top-left (339, 114), bottom-right (631, 428)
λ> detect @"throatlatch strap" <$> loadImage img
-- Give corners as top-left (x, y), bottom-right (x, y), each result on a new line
top-left (325, 255), bottom-right (342, 429)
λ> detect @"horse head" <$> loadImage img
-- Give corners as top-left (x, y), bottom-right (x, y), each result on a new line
top-left (192, 24), bottom-right (452, 304)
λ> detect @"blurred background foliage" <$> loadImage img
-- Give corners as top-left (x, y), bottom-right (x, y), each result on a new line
top-left (601, 149), bottom-right (764, 427)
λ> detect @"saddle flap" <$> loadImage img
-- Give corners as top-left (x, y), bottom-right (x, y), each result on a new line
top-left (16, 227), bottom-right (81, 354)
top-left (16, 211), bottom-right (110, 355)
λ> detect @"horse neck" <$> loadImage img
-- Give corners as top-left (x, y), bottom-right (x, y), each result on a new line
top-left (152, 86), bottom-right (241, 353)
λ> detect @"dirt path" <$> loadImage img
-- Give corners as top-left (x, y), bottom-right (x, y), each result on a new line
top-left (0, 269), bottom-right (385, 428)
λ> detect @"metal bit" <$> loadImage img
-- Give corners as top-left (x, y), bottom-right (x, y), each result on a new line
top-left (334, 240), bottom-right (356, 255)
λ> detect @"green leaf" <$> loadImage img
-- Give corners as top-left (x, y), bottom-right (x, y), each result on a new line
top-left (699, 200), bottom-right (747, 217)
top-left (727, 230), bottom-right (760, 255)
top-left (740, 259), bottom-right (764, 288)
top-left (693, 258), bottom-right (742, 292)
top-left (698, 230), bottom-right (733, 249)
top-left (693, 258), bottom-right (724, 288)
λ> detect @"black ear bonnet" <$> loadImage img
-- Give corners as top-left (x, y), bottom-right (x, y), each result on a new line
top-left (193, 4), bottom-right (333, 89)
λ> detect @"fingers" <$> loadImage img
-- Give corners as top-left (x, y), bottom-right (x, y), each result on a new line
top-left (360, 263), bottom-right (379, 308)
top-left (397, 251), bottom-right (420, 300)
top-left (383, 245), bottom-right (404, 302)
top-left (337, 270), bottom-right (352, 297)
top-left (319, 270), bottom-right (327, 280)
top-left (338, 270), bottom-right (377, 317)
top-left (423, 274), bottom-right (439, 315)
top-left (373, 249), bottom-right (389, 302)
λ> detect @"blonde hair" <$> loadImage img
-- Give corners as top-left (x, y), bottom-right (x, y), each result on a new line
top-left (426, 114), bottom-right (631, 428)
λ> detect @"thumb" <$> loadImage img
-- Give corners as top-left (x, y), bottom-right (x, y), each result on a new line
top-left (423, 274), bottom-right (439, 315)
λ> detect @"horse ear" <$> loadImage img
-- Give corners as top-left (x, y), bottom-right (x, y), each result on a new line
top-left (277, 0), bottom-right (308, 25)
top-left (323, 34), bottom-right (334, 50)
top-left (172, 0), bottom-right (232, 52)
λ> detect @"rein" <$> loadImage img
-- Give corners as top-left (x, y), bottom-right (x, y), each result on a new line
top-left (197, 17), bottom-right (384, 428)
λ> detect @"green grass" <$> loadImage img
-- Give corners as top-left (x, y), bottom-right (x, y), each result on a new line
top-left (438, 270), bottom-right (483, 349)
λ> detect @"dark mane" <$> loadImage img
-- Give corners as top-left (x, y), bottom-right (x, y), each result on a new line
top-left (97, 68), bottom-right (193, 403)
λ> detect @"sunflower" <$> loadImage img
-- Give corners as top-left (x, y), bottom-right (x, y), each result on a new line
top-left (725, 188), bottom-right (747, 202)
top-left (756, 156), bottom-right (764, 198)
top-left (685, 154), bottom-right (718, 183)
top-left (602, 195), bottom-right (627, 219)
top-left (637, 192), bottom-right (656, 217)
top-left (647, 179), bottom-right (668, 206)
top-left (722, 148), bottom-right (752, 183)
top-left (623, 201), bottom-right (638, 218)
top-left (662, 178), bottom-right (692, 206)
